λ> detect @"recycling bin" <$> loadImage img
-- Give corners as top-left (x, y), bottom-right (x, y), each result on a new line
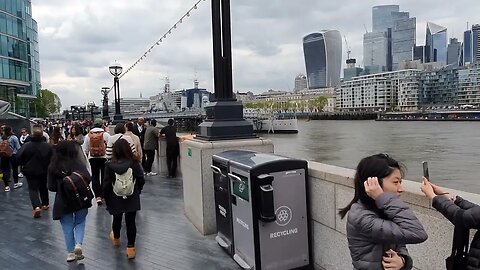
top-left (211, 155), bottom-right (235, 255)
top-left (214, 150), bottom-right (312, 270)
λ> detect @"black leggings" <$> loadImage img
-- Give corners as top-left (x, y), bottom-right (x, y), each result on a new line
top-left (112, 211), bottom-right (137, 247)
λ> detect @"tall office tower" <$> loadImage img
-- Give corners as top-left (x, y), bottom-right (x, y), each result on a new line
top-left (464, 30), bottom-right (473, 64)
top-left (447, 38), bottom-right (462, 65)
top-left (372, 5), bottom-right (400, 32)
top-left (473, 24), bottom-right (480, 63)
top-left (369, 5), bottom-right (416, 71)
top-left (294, 74), bottom-right (307, 92)
top-left (426, 22), bottom-right (448, 64)
top-left (303, 30), bottom-right (342, 88)
top-left (363, 32), bottom-right (388, 72)
top-left (391, 14), bottom-right (416, 69)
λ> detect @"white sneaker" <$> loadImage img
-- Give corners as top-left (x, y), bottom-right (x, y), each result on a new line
top-left (13, 183), bottom-right (23, 189)
top-left (74, 244), bottom-right (84, 260)
top-left (66, 252), bottom-right (76, 262)
top-left (147, 172), bottom-right (157, 176)
top-left (18, 173), bottom-right (24, 178)
top-left (4, 186), bottom-right (10, 192)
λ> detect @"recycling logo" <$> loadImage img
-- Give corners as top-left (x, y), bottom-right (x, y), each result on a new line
top-left (275, 206), bottom-right (292, 227)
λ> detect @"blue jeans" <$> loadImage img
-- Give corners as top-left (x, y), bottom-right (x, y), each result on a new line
top-left (60, 208), bottom-right (88, 252)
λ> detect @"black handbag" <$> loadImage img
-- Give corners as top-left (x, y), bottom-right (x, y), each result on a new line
top-left (446, 224), bottom-right (470, 270)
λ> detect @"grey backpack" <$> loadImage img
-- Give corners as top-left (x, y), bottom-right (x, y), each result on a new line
top-left (112, 168), bottom-right (135, 199)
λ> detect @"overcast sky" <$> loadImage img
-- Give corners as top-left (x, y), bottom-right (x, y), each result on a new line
top-left (31, 0), bottom-right (479, 109)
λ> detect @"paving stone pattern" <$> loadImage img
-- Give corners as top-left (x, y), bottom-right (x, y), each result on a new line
top-left (0, 175), bottom-right (239, 270)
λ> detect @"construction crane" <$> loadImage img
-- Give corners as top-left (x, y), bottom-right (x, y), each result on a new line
top-left (364, 24), bottom-right (368, 33)
top-left (344, 35), bottom-right (352, 60)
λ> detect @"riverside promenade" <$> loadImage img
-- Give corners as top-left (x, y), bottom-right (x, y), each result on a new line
top-left (0, 175), bottom-right (238, 270)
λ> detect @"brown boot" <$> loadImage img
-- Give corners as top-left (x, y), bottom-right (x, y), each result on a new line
top-left (109, 231), bottom-right (121, 246)
top-left (33, 207), bottom-right (41, 218)
top-left (126, 247), bottom-right (136, 259)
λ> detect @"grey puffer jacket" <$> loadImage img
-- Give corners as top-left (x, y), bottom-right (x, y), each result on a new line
top-left (432, 195), bottom-right (480, 269)
top-left (346, 192), bottom-right (428, 270)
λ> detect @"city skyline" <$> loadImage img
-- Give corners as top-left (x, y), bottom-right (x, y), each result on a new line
top-left (31, 0), bottom-right (479, 109)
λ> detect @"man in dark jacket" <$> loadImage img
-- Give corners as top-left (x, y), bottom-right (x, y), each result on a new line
top-left (17, 124), bottom-right (54, 218)
top-left (160, 119), bottom-right (179, 178)
top-left (131, 117), bottom-right (146, 170)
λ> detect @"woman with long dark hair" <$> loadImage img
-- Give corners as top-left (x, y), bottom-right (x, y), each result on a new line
top-left (103, 139), bottom-right (144, 259)
top-left (47, 141), bottom-right (92, 262)
top-left (339, 154), bottom-right (428, 270)
top-left (67, 124), bottom-right (84, 146)
top-left (49, 126), bottom-right (64, 145)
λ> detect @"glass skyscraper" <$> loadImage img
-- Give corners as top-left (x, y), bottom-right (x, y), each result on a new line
top-left (426, 22), bottom-right (447, 64)
top-left (473, 24), bottom-right (480, 63)
top-left (363, 32), bottom-right (388, 71)
top-left (391, 14), bottom-right (416, 70)
top-left (368, 5), bottom-right (416, 71)
top-left (0, 0), bottom-right (40, 116)
top-left (303, 30), bottom-right (342, 88)
top-left (447, 38), bottom-right (462, 66)
top-left (464, 30), bottom-right (473, 64)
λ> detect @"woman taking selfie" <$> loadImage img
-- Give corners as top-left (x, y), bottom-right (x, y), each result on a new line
top-left (339, 154), bottom-right (428, 270)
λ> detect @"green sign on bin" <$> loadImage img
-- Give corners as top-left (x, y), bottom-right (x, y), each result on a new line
top-left (187, 148), bottom-right (192, 157)
top-left (233, 175), bottom-right (249, 201)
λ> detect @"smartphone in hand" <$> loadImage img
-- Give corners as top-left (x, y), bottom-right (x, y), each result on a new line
top-left (422, 161), bottom-right (429, 180)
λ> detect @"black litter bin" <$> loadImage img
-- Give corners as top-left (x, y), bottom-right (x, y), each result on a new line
top-left (213, 150), bottom-right (312, 270)
top-left (211, 155), bottom-right (234, 255)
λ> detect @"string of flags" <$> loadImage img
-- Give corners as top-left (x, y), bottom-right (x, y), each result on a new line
top-left (118, 0), bottom-right (207, 80)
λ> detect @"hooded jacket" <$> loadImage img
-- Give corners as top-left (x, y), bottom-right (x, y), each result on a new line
top-left (103, 159), bottom-right (145, 215)
top-left (346, 192), bottom-right (428, 270)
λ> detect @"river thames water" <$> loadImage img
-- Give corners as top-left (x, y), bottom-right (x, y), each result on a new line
top-left (261, 120), bottom-right (480, 193)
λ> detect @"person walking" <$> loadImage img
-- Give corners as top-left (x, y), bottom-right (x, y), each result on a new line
top-left (131, 117), bottom-right (146, 167)
top-left (105, 123), bottom-right (136, 160)
top-left (125, 122), bottom-right (142, 161)
top-left (1, 126), bottom-right (23, 191)
top-left (143, 119), bottom-right (160, 176)
top-left (338, 154), bottom-right (428, 270)
top-left (49, 126), bottom-right (64, 145)
top-left (160, 119), bottom-right (179, 178)
top-left (17, 125), bottom-right (53, 218)
top-left (103, 139), bottom-right (145, 259)
top-left (47, 141), bottom-right (93, 262)
top-left (18, 128), bottom-right (30, 178)
top-left (67, 124), bottom-right (84, 146)
top-left (82, 118), bottom-right (110, 205)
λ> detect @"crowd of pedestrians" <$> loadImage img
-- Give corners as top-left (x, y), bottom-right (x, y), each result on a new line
top-left (0, 117), bottom-right (179, 262)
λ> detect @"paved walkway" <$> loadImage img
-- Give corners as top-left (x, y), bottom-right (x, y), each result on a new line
top-left (0, 175), bottom-right (239, 270)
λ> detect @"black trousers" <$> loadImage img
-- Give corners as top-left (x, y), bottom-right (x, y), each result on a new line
top-left (26, 176), bottom-right (49, 209)
top-left (89, 158), bottom-right (106, 198)
top-left (144, 150), bottom-right (155, 173)
top-left (1, 156), bottom-right (11, 186)
top-left (112, 211), bottom-right (137, 247)
top-left (166, 145), bottom-right (179, 177)
top-left (10, 154), bottom-right (18, 184)
top-left (141, 150), bottom-right (147, 171)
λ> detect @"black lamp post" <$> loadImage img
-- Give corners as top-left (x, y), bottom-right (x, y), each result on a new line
top-left (101, 86), bottom-right (110, 121)
top-left (197, 0), bottom-right (254, 140)
top-left (109, 62), bottom-right (123, 123)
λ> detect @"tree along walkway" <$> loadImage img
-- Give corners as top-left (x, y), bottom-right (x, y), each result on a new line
top-left (0, 175), bottom-right (239, 270)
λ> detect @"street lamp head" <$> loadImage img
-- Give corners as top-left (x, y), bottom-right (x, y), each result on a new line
top-left (109, 62), bottom-right (123, 77)
top-left (101, 86), bottom-right (110, 94)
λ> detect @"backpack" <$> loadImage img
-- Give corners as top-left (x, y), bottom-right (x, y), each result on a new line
top-left (62, 172), bottom-right (94, 210)
top-left (112, 168), bottom-right (135, 199)
top-left (0, 139), bottom-right (13, 157)
top-left (446, 213), bottom-right (470, 270)
top-left (89, 131), bottom-right (106, 157)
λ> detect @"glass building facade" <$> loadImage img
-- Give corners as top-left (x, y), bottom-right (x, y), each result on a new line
top-left (464, 30), bottom-right (472, 64)
top-left (0, 0), bottom-right (40, 117)
top-left (303, 30), bottom-right (342, 89)
top-left (426, 22), bottom-right (447, 64)
top-left (391, 15), bottom-right (416, 70)
top-left (447, 38), bottom-right (462, 66)
top-left (473, 24), bottom-right (480, 63)
top-left (369, 5), bottom-right (416, 71)
top-left (363, 31), bottom-right (388, 72)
